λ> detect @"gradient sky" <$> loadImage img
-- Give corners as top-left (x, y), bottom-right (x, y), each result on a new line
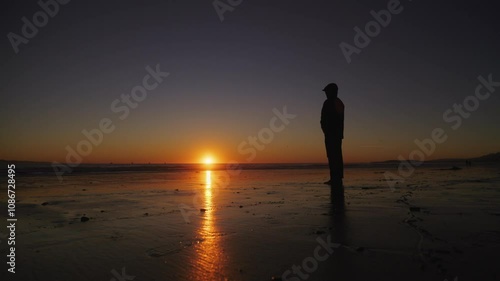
top-left (1, 0), bottom-right (499, 164)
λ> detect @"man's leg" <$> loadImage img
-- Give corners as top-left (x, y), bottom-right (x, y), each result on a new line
top-left (332, 139), bottom-right (343, 185)
top-left (325, 137), bottom-right (333, 184)
top-left (325, 137), bottom-right (343, 185)
top-left (328, 156), bottom-right (335, 181)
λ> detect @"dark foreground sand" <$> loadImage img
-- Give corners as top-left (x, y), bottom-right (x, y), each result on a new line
top-left (1, 166), bottom-right (499, 281)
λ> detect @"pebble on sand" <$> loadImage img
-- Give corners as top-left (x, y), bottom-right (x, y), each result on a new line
top-left (80, 216), bottom-right (90, 222)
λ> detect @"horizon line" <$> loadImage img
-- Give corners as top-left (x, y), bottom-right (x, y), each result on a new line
top-left (1, 157), bottom-right (494, 166)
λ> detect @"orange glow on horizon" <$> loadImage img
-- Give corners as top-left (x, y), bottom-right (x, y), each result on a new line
top-left (4, 136), bottom-right (497, 165)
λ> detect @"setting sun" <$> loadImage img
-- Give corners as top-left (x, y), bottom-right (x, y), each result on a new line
top-left (203, 156), bottom-right (215, 165)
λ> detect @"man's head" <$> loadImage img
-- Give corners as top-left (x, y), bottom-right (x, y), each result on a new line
top-left (323, 83), bottom-right (338, 99)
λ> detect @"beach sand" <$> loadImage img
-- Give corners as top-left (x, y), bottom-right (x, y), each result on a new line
top-left (1, 165), bottom-right (500, 280)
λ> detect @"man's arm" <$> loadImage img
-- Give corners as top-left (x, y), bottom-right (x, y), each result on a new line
top-left (335, 98), bottom-right (345, 139)
top-left (320, 101), bottom-right (328, 134)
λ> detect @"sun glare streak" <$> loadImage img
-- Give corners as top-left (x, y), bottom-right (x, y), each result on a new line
top-left (191, 169), bottom-right (226, 279)
top-left (205, 170), bottom-right (212, 188)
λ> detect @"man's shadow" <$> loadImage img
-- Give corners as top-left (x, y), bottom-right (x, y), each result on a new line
top-left (329, 184), bottom-right (347, 257)
top-left (330, 185), bottom-right (345, 214)
top-left (317, 185), bottom-right (350, 279)
top-left (307, 185), bottom-right (350, 280)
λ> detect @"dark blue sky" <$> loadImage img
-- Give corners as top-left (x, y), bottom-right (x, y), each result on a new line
top-left (1, 0), bottom-right (499, 163)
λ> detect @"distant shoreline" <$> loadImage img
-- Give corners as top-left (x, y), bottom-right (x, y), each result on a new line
top-left (1, 160), bottom-right (498, 178)
top-left (1, 152), bottom-right (498, 167)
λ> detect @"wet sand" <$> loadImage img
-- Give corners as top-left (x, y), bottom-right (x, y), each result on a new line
top-left (1, 166), bottom-right (499, 280)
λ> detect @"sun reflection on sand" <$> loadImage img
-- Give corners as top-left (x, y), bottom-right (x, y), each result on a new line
top-left (193, 170), bottom-right (226, 280)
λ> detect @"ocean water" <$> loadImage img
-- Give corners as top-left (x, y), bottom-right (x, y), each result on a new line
top-left (4, 160), bottom-right (499, 189)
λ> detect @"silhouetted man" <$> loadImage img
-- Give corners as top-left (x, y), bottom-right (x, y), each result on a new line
top-left (321, 83), bottom-right (344, 185)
